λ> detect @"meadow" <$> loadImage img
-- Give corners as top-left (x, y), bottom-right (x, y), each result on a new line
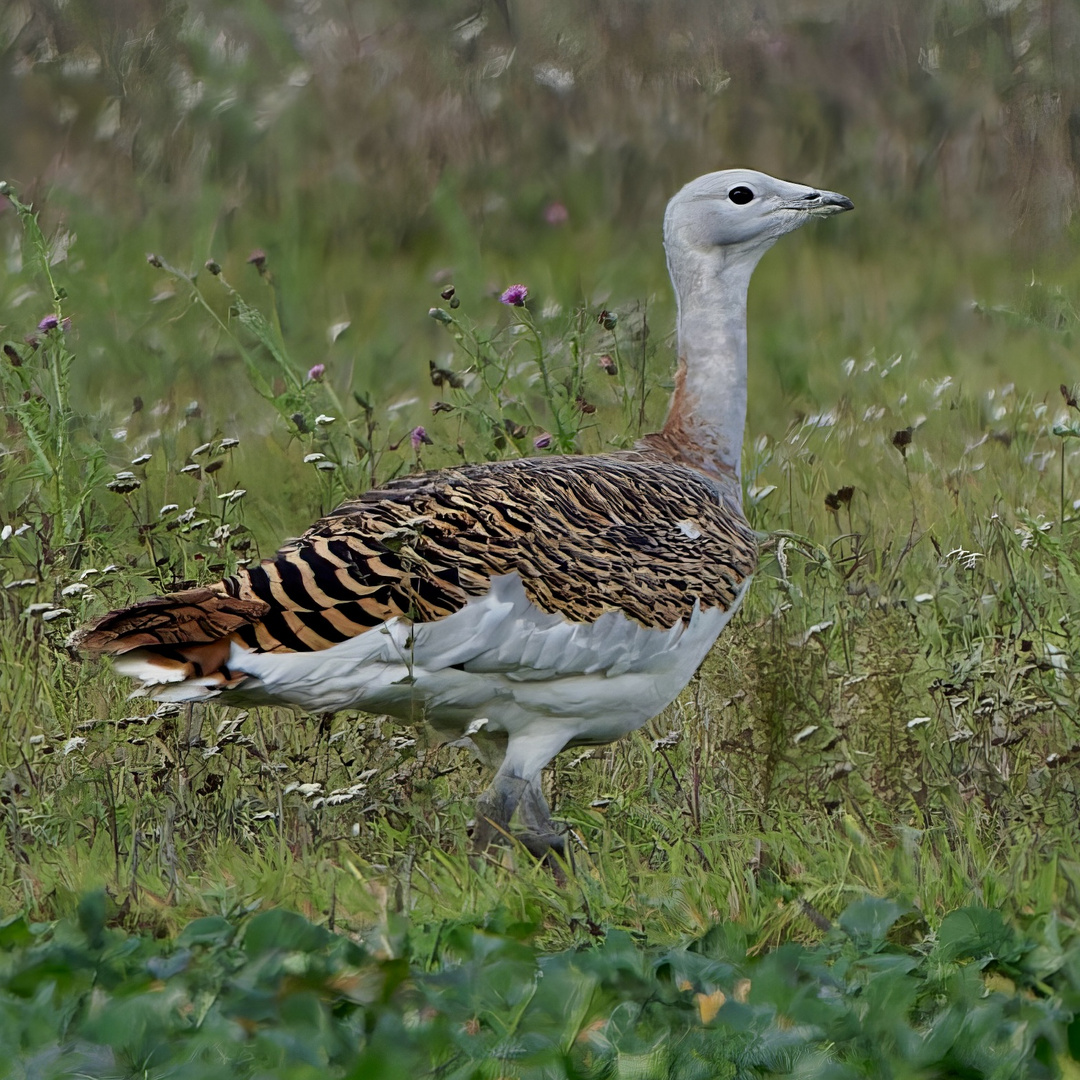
top-left (4, 0), bottom-right (1080, 1074)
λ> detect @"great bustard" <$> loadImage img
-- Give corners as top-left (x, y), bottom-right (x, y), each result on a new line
top-left (74, 170), bottom-right (853, 855)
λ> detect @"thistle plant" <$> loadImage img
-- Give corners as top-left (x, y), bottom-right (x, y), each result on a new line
top-left (0, 182), bottom-right (109, 579)
top-left (426, 282), bottom-right (623, 458)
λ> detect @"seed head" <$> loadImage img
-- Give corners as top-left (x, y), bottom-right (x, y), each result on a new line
top-left (107, 472), bottom-right (141, 494)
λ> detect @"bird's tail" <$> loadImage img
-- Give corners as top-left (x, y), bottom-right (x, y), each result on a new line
top-left (71, 585), bottom-right (270, 700)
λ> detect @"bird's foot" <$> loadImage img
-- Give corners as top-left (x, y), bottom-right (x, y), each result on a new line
top-left (469, 824), bottom-right (569, 878)
top-left (517, 826), bottom-right (563, 856)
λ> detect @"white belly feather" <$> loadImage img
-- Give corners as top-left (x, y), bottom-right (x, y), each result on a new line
top-left (214, 572), bottom-right (749, 746)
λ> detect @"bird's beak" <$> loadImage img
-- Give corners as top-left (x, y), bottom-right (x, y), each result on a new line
top-left (796, 189), bottom-right (855, 217)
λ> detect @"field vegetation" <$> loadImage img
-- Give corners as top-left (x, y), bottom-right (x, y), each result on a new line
top-left (4, 0), bottom-right (1080, 1074)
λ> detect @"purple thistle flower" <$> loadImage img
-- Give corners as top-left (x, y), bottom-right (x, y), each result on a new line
top-left (499, 284), bottom-right (528, 307)
top-left (37, 315), bottom-right (59, 332)
top-left (410, 425), bottom-right (432, 449)
top-left (307, 363), bottom-right (325, 382)
top-left (543, 202), bottom-right (568, 226)
top-left (533, 432), bottom-right (552, 450)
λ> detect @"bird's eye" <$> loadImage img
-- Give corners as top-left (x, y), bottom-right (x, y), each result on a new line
top-left (728, 186), bottom-right (754, 205)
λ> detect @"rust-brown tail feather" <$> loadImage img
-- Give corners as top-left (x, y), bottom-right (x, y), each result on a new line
top-left (73, 586), bottom-right (271, 656)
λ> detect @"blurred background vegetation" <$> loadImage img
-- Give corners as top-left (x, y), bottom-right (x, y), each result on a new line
top-left (5, 0), bottom-right (1080, 426)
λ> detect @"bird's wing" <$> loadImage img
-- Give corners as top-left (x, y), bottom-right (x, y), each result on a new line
top-left (74, 450), bottom-right (757, 692)
top-left (225, 449), bottom-right (755, 644)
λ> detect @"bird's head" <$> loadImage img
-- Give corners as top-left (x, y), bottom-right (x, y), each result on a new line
top-left (664, 168), bottom-right (853, 258)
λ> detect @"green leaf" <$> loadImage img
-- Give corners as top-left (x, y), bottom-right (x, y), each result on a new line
top-left (242, 909), bottom-right (333, 957)
top-left (176, 916), bottom-right (236, 949)
top-left (934, 906), bottom-right (1027, 967)
top-left (838, 897), bottom-right (911, 952)
top-left (146, 948), bottom-right (192, 980)
top-left (0, 914), bottom-right (33, 950)
top-left (77, 890), bottom-right (107, 950)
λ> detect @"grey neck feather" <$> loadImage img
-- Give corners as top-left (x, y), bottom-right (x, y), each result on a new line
top-left (662, 237), bottom-right (774, 482)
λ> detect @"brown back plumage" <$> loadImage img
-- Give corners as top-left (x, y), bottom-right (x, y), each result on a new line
top-left (76, 448), bottom-right (757, 664)
top-left (73, 587), bottom-right (270, 655)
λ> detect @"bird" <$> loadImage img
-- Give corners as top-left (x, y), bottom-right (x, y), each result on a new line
top-left (73, 169), bottom-right (853, 856)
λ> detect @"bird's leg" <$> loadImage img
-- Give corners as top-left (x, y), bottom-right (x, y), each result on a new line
top-left (470, 729), bottom-right (570, 858)
top-left (472, 773), bottom-right (530, 852)
top-left (516, 778), bottom-right (566, 859)
top-left (518, 778), bottom-right (554, 833)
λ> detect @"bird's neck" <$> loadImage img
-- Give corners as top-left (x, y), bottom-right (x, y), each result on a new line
top-left (658, 247), bottom-right (763, 484)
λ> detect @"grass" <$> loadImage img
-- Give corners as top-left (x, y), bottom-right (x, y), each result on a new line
top-left (3, 159), bottom-right (1080, 938)
top-left (5, 0), bottom-right (1080, 1073)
